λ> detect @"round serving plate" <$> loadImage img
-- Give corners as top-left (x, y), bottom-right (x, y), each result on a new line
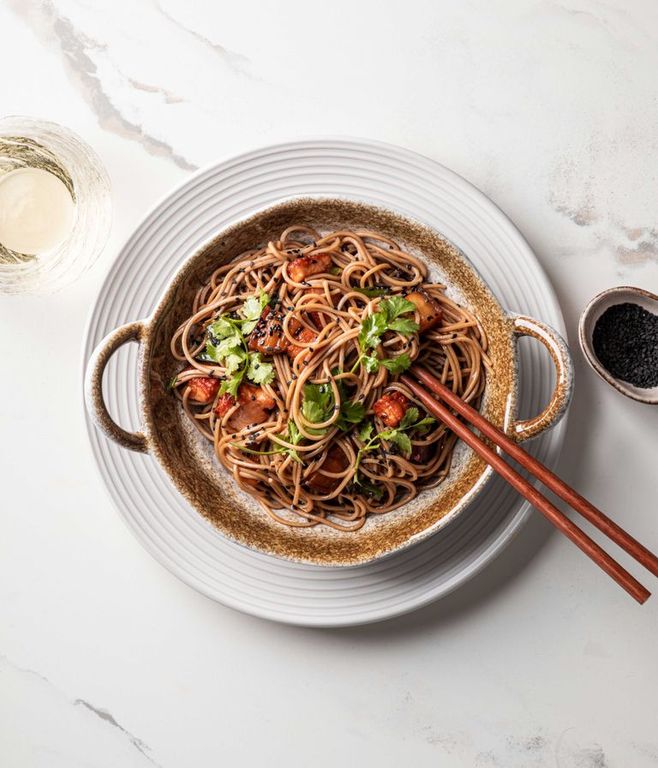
top-left (82, 138), bottom-right (568, 627)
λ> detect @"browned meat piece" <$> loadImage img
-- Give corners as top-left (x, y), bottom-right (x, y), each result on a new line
top-left (307, 445), bottom-right (349, 494)
top-left (238, 382), bottom-right (276, 410)
top-left (186, 376), bottom-right (220, 404)
top-left (373, 390), bottom-right (410, 428)
top-left (405, 289), bottom-right (443, 332)
top-left (248, 304), bottom-right (318, 361)
top-left (288, 252), bottom-right (332, 283)
top-left (286, 324), bottom-right (317, 360)
top-left (410, 443), bottom-right (432, 464)
top-left (214, 392), bottom-right (236, 417)
top-left (247, 305), bottom-right (290, 355)
top-left (214, 382), bottom-right (276, 432)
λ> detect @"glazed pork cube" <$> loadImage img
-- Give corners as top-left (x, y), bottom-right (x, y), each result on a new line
top-left (186, 376), bottom-right (220, 404)
top-left (287, 252), bottom-right (332, 283)
top-left (214, 382), bottom-right (276, 432)
top-left (307, 445), bottom-right (349, 494)
top-left (405, 289), bottom-right (443, 332)
top-left (248, 305), bottom-right (290, 355)
top-left (286, 323), bottom-right (317, 360)
top-left (373, 390), bottom-right (410, 428)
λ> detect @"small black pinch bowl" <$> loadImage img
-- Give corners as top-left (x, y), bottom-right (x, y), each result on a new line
top-left (579, 285), bottom-right (658, 405)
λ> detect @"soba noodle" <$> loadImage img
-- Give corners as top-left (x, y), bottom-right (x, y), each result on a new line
top-left (170, 227), bottom-right (490, 531)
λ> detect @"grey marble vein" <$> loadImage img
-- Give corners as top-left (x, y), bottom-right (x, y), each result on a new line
top-left (74, 699), bottom-right (160, 766)
top-left (550, 191), bottom-right (658, 266)
top-left (127, 78), bottom-right (185, 104)
top-left (155, 0), bottom-right (254, 79)
top-left (0, 654), bottom-right (162, 767)
top-left (8, 0), bottom-right (197, 171)
top-left (616, 225), bottom-right (658, 266)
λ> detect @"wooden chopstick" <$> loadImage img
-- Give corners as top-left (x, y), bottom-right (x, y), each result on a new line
top-left (401, 370), bottom-right (651, 604)
top-left (411, 366), bottom-right (658, 580)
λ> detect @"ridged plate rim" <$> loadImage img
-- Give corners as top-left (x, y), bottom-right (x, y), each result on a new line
top-left (82, 137), bottom-right (567, 627)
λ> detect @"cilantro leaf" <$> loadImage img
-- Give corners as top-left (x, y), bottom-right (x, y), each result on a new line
top-left (354, 295), bottom-right (419, 373)
top-left (359, 478), bottom-right (384, 500)
top-left (358, 312), bottom-right (388, 351)
top-left (379, 353), bottom-right (412, 374)
top-left (240, 291), bottom-right (269, 334)
top-left (220, 369), bottom-right (245, 397)
top-left (355, 286), bottom-right (388, 298)
top-left (380, 429), bottom-right (412, 456)
top-left (362, 354), bottom-right (380, 373)
top-left (246, 352), bottom-right (274, 385)
top-left (353, 406), bottom-right (436, 480)
top-left (399, 407), bottom-right (420, 430)
top-left (204, 302), bottom-right (277, 395)
top-left (336, 400), bottom-right (366, 431)
top-left (224, 352), bottom-right (245, 374)
top-left (388, 317), bottom-right (419, 335)
top-left (413, 416), bottom-right (436, 435)
top-left (358, 420), bottom-right (375, 442)
top-left (273, 421), bottom-right (303, 463)
top-left (215, 334), bottom-right (244, 359)
top-left (380, 296), bottom-right (416, 321)
top-left (208, 317), bottom-right (238, 340)
top-left (302, 383), bottom-right (334, 426)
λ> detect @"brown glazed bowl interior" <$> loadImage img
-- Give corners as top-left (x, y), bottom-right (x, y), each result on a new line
top-left (85, 198), bottom-right (573, 566)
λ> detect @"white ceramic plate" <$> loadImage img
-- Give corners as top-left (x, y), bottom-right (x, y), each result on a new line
top-left (82, 138), bottom-right (567, 627)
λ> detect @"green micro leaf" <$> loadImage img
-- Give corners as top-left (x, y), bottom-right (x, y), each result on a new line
top-left (220, 369), bottom-right (245, 398)
top-left (387, 317), bottom-right (419, 335)
top-left (358, 420), bottom-right (375, 443)
top-left (354, 286), bottom-right (388, 298)
top-left (359, 478), bottom-right (385, 500)
top-left (413, 416), bottom-right (436, 435)
top-left (380, 295), bottom-right (416, 321)
top-left (246, 352), bottom-right (274, 385)
top-left (336, 400), bottom-right (366, 432)
top-left (379, 353), bottom-right (412, 374)
top-left (362, 354), bottom-right (380, 373)
top-left (358, 311), bottom-right (388, 351)
top-left (399, 407), bottom-right (421, 430)
top-left (240, 291), bottom-right (269, 334)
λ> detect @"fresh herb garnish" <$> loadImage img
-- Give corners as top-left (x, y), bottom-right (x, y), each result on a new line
top-left (358, 478), bottom-right (385, 500)
top-left (274, 421), bottom-right (303, 462)
top-left (204, 293), bottom-right (274, 395)
top-left (167, 375), bottom-right (179, 390)
top-left (352, 296), bottom-right (419, 374)
top-left (301, 380), bottom-right (366, 434)
top-left (240, 290), bottom-right (270, 334)
top-left (336, 399), bottom-right (366, 431)
top-left (354, 286), bottom-right (388, 298)
top-left (353, 408), bottom-right (436, 482)
top-left (301, 383), bottom-right (334, 429)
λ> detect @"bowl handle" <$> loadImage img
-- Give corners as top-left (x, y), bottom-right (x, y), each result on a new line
top-left (509, 314), bottom-right (574, 442)
top-left (84, 321), bottom-right (149, 453)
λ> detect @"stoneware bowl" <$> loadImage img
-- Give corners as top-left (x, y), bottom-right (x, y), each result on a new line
top-left (84, 198), bottom-right (573, 566)
top-left (579, 285), bottom-right (658, 405)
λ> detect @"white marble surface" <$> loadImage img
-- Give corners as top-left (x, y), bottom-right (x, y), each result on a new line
top-left (1, 1), bottom-right (658, 765)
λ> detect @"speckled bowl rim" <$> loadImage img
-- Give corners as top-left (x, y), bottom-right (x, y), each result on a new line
top-left (86, 196), bottom-right (572, 566)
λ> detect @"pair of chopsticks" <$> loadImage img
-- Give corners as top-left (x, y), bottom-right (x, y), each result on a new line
top-left (401, 367), bottom-right (658, 603)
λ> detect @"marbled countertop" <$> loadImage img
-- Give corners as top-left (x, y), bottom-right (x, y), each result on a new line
top-left (1, 1), bottom-right (657, 766)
